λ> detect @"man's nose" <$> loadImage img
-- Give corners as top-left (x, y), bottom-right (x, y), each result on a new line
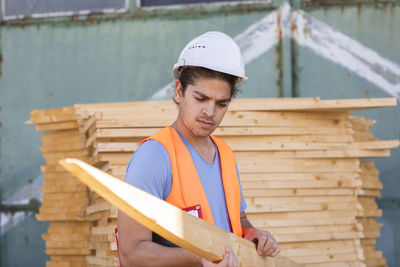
top-left (203, 102), bottom-right (216, 118)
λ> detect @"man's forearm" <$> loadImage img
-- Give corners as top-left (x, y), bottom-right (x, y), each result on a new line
top-left (120, 240), bottom-right (202, 267)
top-left (240, 212), bottom-right (255, 236)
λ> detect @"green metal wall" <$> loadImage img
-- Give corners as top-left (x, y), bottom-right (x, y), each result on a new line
top-left (0, 0), bottom-right (399, 266)
top-left (297, 2), bottom-right (400, 265)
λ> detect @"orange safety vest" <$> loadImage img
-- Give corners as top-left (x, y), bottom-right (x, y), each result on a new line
top-left (141, 126), bottom-right (243, 237)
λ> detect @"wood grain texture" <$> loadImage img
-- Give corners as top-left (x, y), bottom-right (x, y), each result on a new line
top-left (59, 158), bottom-right (302, 267)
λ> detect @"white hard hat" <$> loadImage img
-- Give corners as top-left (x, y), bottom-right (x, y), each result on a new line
top-left (173, 31), bottom-right (247, 81)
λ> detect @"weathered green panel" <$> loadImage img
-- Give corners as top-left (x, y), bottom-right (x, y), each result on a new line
top-left (1, 215), bottom-right (49, 267)
top-left (0, 8), bottom-right (280, 266)
top-left (0, 11), bottom-right (278, 200)
top-left (296, 3), bottom-right (400, 265)
top-left (1, 1), bottom-right (399, 266)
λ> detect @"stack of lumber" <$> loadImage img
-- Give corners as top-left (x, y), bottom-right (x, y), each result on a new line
top-left (351, 116), bottom-right (387, 266)
top-left (31, 97), bottom-right (398, 267)
top-left (30, 107), bottom-right (93, 267)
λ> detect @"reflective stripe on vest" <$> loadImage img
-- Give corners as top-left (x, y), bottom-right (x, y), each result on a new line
top-left (141, 126), bottom-right (243, 237)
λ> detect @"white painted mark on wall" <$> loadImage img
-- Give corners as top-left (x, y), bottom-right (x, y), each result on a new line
top-left (291, 7), bottom-right (400, 98)
top-left (0, 175), bottom-right (43, 235)
top-left (150, 3), bottom-right (400, 100)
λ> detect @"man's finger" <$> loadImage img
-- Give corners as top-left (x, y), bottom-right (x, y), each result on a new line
top-left (256, 235), bottom-right (268, 255)
top-left (264, 241), bottom-right (276, 256)
top-left (261, 235), bottom-right (276, 256)
top-left (270, 246), bottom-right (281, 257)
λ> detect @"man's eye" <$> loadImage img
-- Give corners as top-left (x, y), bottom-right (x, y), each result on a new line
top-left (195, 97), bottom-right (205, 101)
top-left (219, 103), bottom-right (227, 107)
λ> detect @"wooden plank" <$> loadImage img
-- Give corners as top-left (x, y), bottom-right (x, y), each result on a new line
top-left (89, 126), bottom-right (352, 141)
top-left (40, 142), bottom-right (86, 153)
top-left (86, 209), bottom-right (117, 221)
top-left (357, 189), bottom-right (381, 197)
top-left (40, 197), bottom-right (89, 207)
top-left (46, 260), bottom-right (87, 267)
top-left (99, 110), bottom-right (350, 121)
top-left (41, 130), bottom-right (82, 143)
top-left (86, 256), bottom-right (119, 267)
top-left (45, 240), bottom-right (90, 249)
top-left (39, 205), bottom-right (87, 214)
top-left (240, 172), bottom-right (358, 181)
top-left (59, 158), bottom-right (302, 266)
top-left (36, 212), bottom-right (86, 221)
top-left (290, 252), bottom-right (360, 264)
top-left (75, 97), bottom-right (397, 113)
top-left (280, 240), bottom-right (360, 249)
top-left (248, 196), bottom-right (358, 204)
top-left (229, 97), bottom-right (397, 112)
top-left (30, 106), bottom-right (76, 124)
top-left (44, 172), bottom-right (75, 180)
top-left (40, 183), bottom-right (88, 194)
top-left (352, 132), bottom-right (376, 141)
top-left (41, 156), bottom-right (94, 169)
top-left (360, 161), bottom-right (379, 175)
top-left (37, 121), bottom-right (79, 131)
top-left (268, 224), bottom-right (361, 235)
top-left (43, 177), bottom-right (86, 188)
top-left (45, 248), bottom-right (92, 256)
top-left (350, 116), bottom-right (376, 127)
top-left (43, 150), bottom-right (88, 160)
top-left (241, 179), bottom-right (361, 189)
top-left (92, 116), bottom-right (351, 128)
top-left (94, 143), bottom-right (390, 157)
top-left (92, 225), bottom-right (115, 235)
top-left (247, 210), bottom-right (358, 221)
top-left (249, 217), bottom-right (357, 228)
top-left (303, 262), bottom-right (364, 267)
top-left (48, 222), bottom-right (92, 234)
top-left (43, 233), bottom-right (90, 242)
top-left (42, 192), bottom-right (88, 201)
top-left (86, 202), bottom-right (112, 215)
top-left (235, 157), bottom-right (361, 173)
top-left (89, 240), bottom-right (116, 251)
top-left (245, 201), bottom-right (360, 213)
top-left (96, 249), bottom-right (119, 258)
top-left (234, 150), bottom-right (389, 158)
top-left (243, 188), bottom-right (356, 197)
top-left (223, 139), bottom-right (398, 151)
top-left (92, 140), bottom-right (398, 152)
top-left (280, 245), bottom-right (358, 258)
top-left (273, 231), bottom-right (362, 243)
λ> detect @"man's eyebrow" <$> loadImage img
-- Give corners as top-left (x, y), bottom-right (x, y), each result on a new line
top-left (193, 90), bottom-right (210, 99)
top-left (193, 90), bottom-right (231, 103)
top-left (217, 98), bottom-right (232, 103)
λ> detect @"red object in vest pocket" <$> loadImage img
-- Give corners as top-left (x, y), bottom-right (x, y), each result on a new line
top-left (183, 204), bottom-right (203, 219)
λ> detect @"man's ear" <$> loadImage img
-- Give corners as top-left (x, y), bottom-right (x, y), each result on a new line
top-left (174, 80), bottom-right (183, 104)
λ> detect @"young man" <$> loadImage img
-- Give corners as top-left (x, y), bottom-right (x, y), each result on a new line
top-left (117, 32), bottom-right (280, 267)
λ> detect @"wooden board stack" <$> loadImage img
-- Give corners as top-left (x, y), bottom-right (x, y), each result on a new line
top-left (31, 97), bottom-right (398, 267)
top-left (30, 107), bottom-right (94, 267)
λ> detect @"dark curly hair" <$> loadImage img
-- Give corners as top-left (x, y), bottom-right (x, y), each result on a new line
top-left (174, 66), bottom-right (240, 103)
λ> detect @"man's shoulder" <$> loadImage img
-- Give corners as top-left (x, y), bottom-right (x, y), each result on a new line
top-left (136, 139), bottom-right (169, 159)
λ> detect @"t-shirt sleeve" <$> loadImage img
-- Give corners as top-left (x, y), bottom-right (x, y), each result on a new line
top-left (236, 164), bottom-right (247, 212)
top-left (124, 140), bottom-right (172, 200)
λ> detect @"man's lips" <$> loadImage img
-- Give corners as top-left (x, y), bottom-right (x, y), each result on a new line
top-left (197, 119), bottom-right (215, 127)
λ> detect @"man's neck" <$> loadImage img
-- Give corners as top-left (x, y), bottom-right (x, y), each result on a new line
top-left (170, 120), bottom-right (211, 149)
top-left (170, 119), bottom-right (217, 164)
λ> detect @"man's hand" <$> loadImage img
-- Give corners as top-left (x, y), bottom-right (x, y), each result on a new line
top-left (201, 246), bottom-right (238, 267)
top-left (243, 228), bottom-right (280, 257)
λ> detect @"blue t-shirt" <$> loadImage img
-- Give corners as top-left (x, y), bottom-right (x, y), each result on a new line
top-left (125, 133), bottom-right (247, 232)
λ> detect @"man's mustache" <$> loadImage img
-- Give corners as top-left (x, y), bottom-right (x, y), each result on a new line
top-left (197, 115), bottom-right (215, 124)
